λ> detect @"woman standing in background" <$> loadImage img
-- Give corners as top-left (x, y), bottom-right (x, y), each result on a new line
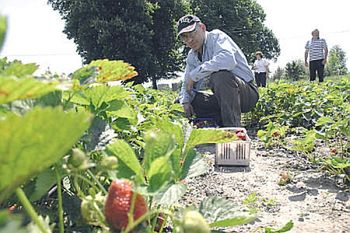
top-left (252, 51), bottom-right (270, 87)
top-left (304, 29), bottom-right (328, 82)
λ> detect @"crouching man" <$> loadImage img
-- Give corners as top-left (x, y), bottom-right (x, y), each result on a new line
top-left (177, 15), bottom-right (259, 127)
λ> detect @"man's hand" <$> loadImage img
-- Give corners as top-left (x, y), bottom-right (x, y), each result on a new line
top-left (304, 61), bottom-right (309, 67)
top-left (322, 59), bottom-right (327, 65)
top-left (186, 79), bottom-right (194, 96)
top-left (183, 103), bottom-right (194, 118)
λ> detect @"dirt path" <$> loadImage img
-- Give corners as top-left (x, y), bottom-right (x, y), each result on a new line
top-left (181, 138), bottom-right (350, 233)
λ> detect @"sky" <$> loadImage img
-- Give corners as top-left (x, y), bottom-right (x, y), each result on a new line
top-left (257, 0), bottom-right (350, 71)
top-left (0, 0), bottom-right (349, 75)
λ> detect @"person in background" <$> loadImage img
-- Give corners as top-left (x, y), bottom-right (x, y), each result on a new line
top-left (304, 29), bottom-right (328, 82)
top-left (176, 15), bottom-right (259, 127)
top-left (252, 51), bottom-right (270, 87)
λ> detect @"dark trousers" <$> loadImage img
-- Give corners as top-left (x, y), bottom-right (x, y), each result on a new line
top-left (309, 59), bottom-right (325, 82)
top-left (254, 72), bottom-right (267, 87)
top-left (191, 70), bottom-right (259, 127)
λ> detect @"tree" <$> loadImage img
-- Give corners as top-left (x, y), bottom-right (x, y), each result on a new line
top-left (48, 0), bottom-right (188, 88)
top-left (272, 66), bottom-right (285, 80)
top-left (189, 0), bottom-right (280, 62)
top-left (326, 45), bottom-right (348, 76)
top-left (285, 60), bottom-right (306, 81)
top-left (0, 14), bottom-right (6, 52)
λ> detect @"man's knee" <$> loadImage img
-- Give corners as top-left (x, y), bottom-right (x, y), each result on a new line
top-left (210, 70), bottom-right (238, 88)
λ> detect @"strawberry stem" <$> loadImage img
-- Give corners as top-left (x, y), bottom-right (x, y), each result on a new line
top-left (87, 169), bottom-right (108, 195)
top-left (55, 165), bottom-right (64, 233)
top-left (15, 188), bottom-right (50, 233)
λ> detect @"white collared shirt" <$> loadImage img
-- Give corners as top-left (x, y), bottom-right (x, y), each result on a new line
top-left (253, 58), bottom-right (269, 73)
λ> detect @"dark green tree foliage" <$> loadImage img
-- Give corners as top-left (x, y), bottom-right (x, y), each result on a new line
top-left (0, 14), bottom-right (6, 52)
top-left (48, 0), bottom-right (187, 87)
top-left (285, 60), bottom-right (306, 81)
top-left (326, 45), bottom-right (348, 76)
top-left (147, 0), bottom-right (189, 88)
top-left (272, 66), bottom-right (285, 80)
top-left (189, 0), bottom-right (280, 62)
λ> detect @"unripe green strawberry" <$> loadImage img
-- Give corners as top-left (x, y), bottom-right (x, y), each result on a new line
top-left (104, 179), bottom-right (148, 230)
top-left (181, 210), bottom-right (210, 233)
top-left (68, 148), bottom-right (89, 170)
top-left (81, 193), bottom-right (105, 226)
top-left (100, 156), bottom-right (118, 170)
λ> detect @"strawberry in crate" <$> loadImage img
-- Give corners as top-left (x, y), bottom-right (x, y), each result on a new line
top-left (235, 129), bottom-right (247, 140)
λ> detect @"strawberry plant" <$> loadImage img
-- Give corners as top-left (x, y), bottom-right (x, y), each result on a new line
top-left (0, 57), bottom-right (259, 233)
top-left (323, 156), bottom-right (350, 182)
top-left (251, 77), bottom-right (350, 181)
top-left (257, 122), bottom-right (288, 148)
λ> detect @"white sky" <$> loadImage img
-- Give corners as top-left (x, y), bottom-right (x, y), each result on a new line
top-left (257, 0), bottom-right (350, 71)
top-left (0, 0), bottom-right (349, 74)
top-left (0, 0), bottom-right (82, 74)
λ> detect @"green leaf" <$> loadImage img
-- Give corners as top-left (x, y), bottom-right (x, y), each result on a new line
top-left (143, 129), bottom-right (176, 172)
top-left (209, 216), bottom-right (255, 228)
top-left (69, 85), bottom-right (130, 108)
top-left (72, 59), bottom-right (138, 83)
top-left (106, 100), bottom-right (137, 121)
top-left (106, 140), bottom-right (144, 183)
top-left (265, 220), bottom-right (294, 233)
top-left (186, 128), bottom-right (237, 153)
top-left (170, 103), bottom-right (184, 112)
top-left (199, 196), bottom-right (255, 228)
top-left (291, 130), bottom-right (316, 153)
top-left (152, 183), bottom-right (187, 206)
top-left (181, 149), bottom-right (209, 180)
top-left (0, 61), bottom-right (38, 77)
top-left (29, 168), bottom-right (57, 202)
top-left (152, 120), bottom-right (184, 177)
top-left (34, 91), bottom-right (63, 107)
top-left (0, 77), bottom-right (58, 104)
top-left (147, 156), bottom-right (172, 193)
top-left (0, 107), bottom-right (91, 203)
top-left (315, 116), bottom-right (334, 126)
top-left (112, 118), bottom-right (133, 131)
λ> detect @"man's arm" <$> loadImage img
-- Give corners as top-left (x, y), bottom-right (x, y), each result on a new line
top-left (304, 41), bottom-right (309, 67)
top-left (304, 49), bottom-right (309, 67)
top-left (323, 40), bottom-right (328, 65)
top-left (180, 54), bottom-right (198, 104)
top-left (180, 58), bottom-right (196, 118)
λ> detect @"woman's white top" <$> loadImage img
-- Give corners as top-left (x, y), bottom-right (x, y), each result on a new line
top-left (253, 58), bottom-right (269, 73)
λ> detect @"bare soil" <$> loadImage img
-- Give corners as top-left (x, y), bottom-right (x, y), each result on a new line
top-left (181, 134), bottom-right (350, 233)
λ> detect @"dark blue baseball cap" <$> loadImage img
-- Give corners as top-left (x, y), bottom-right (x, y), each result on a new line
top-left (177, 15), bottom-right (201, 36)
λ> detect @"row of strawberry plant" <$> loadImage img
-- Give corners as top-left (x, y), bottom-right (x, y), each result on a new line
top-left (250, 78), bottom-right (350, 182)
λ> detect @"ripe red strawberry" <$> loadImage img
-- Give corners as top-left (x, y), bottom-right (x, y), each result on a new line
top-left (236, 131), bottom-right (246, 140)
top-left (104, 179), bottom-right (148, 230)
top-left (154, 213), bottom-right (166, 232)
top-left (330, 148), bottom-right (337, 154)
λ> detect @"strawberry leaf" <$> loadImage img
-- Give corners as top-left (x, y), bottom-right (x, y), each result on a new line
top-left (106, 140), bottom-right (144, 183)
top-left (0, 107), bottom-right (91, 203)
top-left (0, 77), bottom-right (58, 104)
